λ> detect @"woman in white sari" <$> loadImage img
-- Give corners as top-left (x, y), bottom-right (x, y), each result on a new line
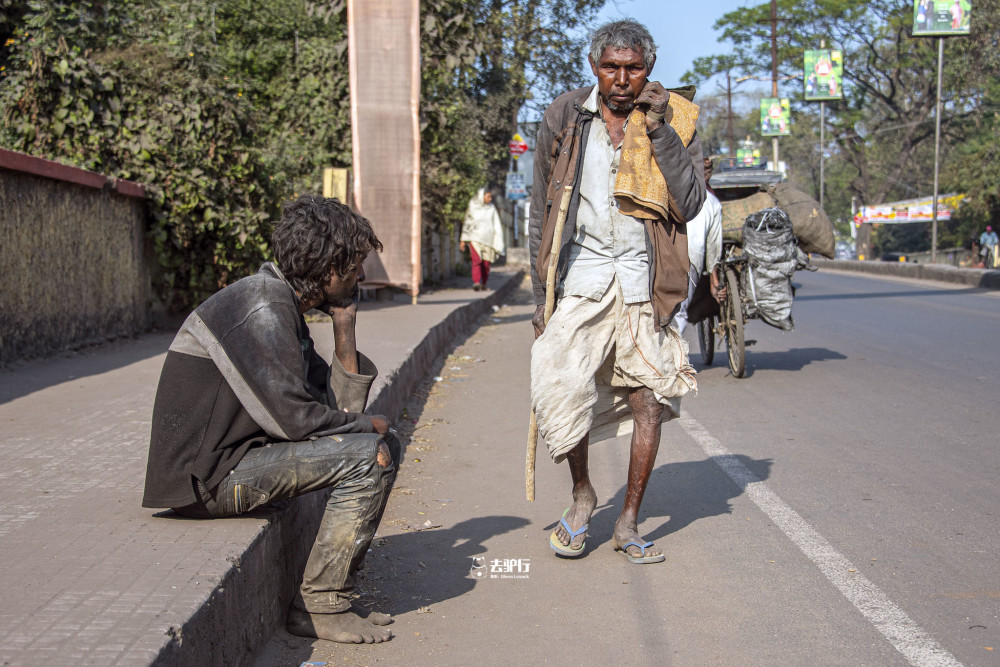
top-left (459, 188), bottom-right (506, 290)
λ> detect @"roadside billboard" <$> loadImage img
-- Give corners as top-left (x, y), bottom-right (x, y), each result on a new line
top-left (803, 50), bottom-right (843, 100)
top-left (736, 146), bottom-right (763, 168)
top-left (913, 0), bottom-right (971, 35)
top-left (852, 194), bottom-right (963, 224)
top-left (760, 98), bottom-right (791, 137)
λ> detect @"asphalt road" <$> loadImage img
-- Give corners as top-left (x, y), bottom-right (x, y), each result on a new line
top-left (257, 269), bottom-right (1000, 667)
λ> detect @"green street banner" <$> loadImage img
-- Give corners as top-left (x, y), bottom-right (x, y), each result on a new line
top-left (736, 146), bottom-right (763, 168)
top-left (760, 98), bottom-right (791, 137)
top-left (913, 0), bottom-right (971, 35)
top-left (803, 50), bottom-right (843, 101)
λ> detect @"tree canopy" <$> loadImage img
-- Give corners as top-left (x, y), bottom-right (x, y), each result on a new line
top-left (1, 0), bottom-right (601, 309)
top-left (684, 0), bottom-right (999, 256)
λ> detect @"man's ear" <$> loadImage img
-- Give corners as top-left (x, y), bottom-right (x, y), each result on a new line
top-left (646, 54), bottom-right (655, 77)
top-left (589, 56), bottom-right (599, 77)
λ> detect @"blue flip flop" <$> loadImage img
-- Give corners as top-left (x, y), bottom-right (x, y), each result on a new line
top-left (617, 540), bottom-right (665, 564)
top-left (549, 508), bottom-right (588, 558)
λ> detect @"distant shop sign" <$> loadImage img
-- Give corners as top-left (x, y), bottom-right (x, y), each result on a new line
top-left (505, 172), bottom-right (527, 200)
top-left (913, 0), bottom-right (971, 36)
top-left (508, 133), bottom-right (528, 159)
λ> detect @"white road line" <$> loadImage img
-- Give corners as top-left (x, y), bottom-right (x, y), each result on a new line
top-left (677, 411), bottom-right (963, 667)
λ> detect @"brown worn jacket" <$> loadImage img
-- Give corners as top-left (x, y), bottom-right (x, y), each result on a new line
top-left (529, 86), bottom-right (706, 328)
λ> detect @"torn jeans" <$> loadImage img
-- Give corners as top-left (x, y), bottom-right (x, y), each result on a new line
top-left (174, 432), bottom-right (400, 613)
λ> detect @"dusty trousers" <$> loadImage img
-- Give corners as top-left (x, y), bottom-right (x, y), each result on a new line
top-left (173, 432), bottom-right (400, 613)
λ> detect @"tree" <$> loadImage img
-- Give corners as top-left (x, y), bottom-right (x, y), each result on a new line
top-left (1, 0), bottom-right (279, 309)
top-left (469, 0), bottom-right (603, 185)
top-left (1, 0), bottom-right (605, 310)
top-left (684, 0), bottom-right (999, 254)
top-left (418, 0), bottom-right (603, 235)
top-left (938, 0), bottom-right (1000, 248)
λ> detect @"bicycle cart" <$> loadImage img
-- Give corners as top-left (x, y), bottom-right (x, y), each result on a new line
top-left (713, 242), bottom-right (749, 377)
top-left (686, 161), bottom-right (829, 378)
top-left (686, 243), bottom-right (748, 378)
top-left (690, 209), bottom-right (816, 378)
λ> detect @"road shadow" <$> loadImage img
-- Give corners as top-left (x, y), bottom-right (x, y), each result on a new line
top-left (0, 330), bottom-right (176, 404)
top-left (355, 515), bottom-right (531, 617)
top-left (744, 346), bottom-right (847, 374)
top-left (570, 455), bottom-right (774, 548)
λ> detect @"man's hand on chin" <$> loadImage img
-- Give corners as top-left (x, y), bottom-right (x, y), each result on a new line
top-left (322, 291), bottom-right (360, 325)
top-left (636, 81), bottom-right (669, 133)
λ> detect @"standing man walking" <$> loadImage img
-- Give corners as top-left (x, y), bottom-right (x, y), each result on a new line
top-left (529, 19), bottom-right (705, 564)
top-left (142, 195), bottom-right (398, 644)
top-left (979, 225), bottom-right (998, 268)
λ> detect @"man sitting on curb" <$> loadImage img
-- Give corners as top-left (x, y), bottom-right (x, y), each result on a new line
top-left (141, 195), bottom-right (398, 644)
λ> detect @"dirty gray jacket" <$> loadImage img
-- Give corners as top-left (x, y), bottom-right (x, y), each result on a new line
top-left (142, 262), bottom-right (377, 508)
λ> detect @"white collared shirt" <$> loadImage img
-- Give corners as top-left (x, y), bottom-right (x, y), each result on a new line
top-left (561, 86), bottom-right (650, 304)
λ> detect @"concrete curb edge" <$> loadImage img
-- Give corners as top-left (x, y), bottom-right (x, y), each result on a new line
top-left (150, 269), bottom-right (526, 666)
top-left (814, 258), bottom-right (1000, 290)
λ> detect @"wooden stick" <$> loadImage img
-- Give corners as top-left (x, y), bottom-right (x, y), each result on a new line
top-left (526, 185), bottom-right (573, 502)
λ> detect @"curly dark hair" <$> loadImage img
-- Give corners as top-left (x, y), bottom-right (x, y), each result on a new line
top-left (271, 195), bottom-right (383, 303)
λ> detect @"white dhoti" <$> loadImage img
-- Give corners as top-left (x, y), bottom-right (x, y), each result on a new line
top-left (530, 278), bottom-right (697, 463)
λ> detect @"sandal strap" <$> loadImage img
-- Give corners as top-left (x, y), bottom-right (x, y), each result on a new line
top-left (558, 516), bottom-right (589, 539)
top-left (623, 540), bottom-right (654, 556)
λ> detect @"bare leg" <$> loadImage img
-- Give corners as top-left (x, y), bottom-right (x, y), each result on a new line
top-left (612, 387), bottom-right (663, 559)
top-left (553, 434), bottom-right (597, 550)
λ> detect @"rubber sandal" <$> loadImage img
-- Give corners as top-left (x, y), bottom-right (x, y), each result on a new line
top-left (549, 508), bottom-right (588, 558)
top-left (616, 540), bottom-right (665, 564)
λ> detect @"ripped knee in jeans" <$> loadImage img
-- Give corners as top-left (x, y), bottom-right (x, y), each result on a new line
top-left (376, 440), bottom-right (392, 468)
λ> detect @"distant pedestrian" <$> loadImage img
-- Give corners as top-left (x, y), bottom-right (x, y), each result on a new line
top-left (460, 187), bottom-right (506, 290)
top-left (142, 195), bottom-right (398, 644)
top-left (673, 157), bottom-right (725, 334)
top-left (980, 225), bottom-right (998, 268)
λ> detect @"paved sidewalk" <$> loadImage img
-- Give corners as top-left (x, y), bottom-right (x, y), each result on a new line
top-left (814, 257), bottom-right (1000, 289)
top-left (0, 268), bottom-right (524, 667)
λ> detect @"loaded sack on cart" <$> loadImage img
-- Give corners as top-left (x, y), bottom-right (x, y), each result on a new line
top-left (720, 182), bottom-right (836, 259)
top-left (687, 180), bottom-right (834, 327)
top-left (739, 207), bottom-right (816, 331)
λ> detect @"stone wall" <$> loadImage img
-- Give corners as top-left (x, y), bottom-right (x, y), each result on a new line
top-left (1, 150), bottom-right (150, 365)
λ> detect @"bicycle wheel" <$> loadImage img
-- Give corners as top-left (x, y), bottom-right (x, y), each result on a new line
top-left (723, 267), bottom-right (745, 378)
top-left (697, 315), bottom-right (715, 366)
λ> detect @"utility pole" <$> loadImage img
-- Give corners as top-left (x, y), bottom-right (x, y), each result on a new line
top-left (769, 0), bottom-right (779, 171)
top-left (820, 100), bottom-right (825, 209)
top-left (819, 40), bottom-right (826, 210)
top-left (930, 37), bottom-right (943, 264)
top-left (726, 72), bottom-right (737, 157)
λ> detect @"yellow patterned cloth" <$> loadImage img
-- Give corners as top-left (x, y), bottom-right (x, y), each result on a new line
top-left (615, 94), bottom-right (700, 221)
